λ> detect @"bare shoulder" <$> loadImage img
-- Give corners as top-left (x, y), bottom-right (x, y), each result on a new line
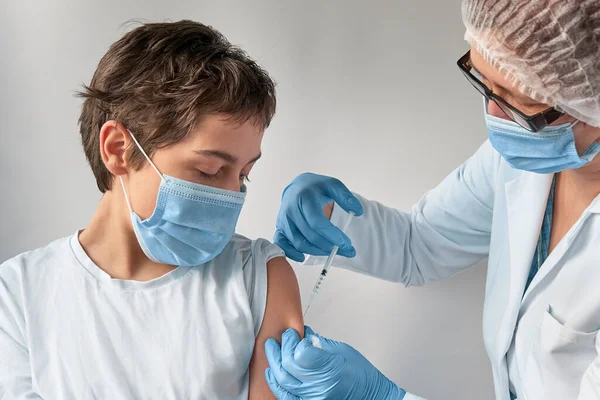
top-left (261, 256), bottom-right (304, 345)
top-left (265, 257), bottom-right (303, 315)
top-left (248, 256), bottom-right (304, 399)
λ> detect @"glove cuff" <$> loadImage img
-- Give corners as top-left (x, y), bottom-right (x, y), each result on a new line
top-left (403, 392), bottom-right (426, 400)
top-left (388, 384), bottom-right (407, 400)
top-left (371, 374), bottom-right (406, 400)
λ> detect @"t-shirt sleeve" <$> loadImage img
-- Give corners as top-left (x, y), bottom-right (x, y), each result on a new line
top-left (0, 257), bottom-right (41, 398)
top-left (242, 239), bottom-right (285, 337)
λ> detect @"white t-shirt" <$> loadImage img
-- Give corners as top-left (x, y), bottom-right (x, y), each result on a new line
top-left (0, 232), bottom-right (284, 400)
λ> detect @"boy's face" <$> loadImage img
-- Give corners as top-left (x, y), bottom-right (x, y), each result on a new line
top-left (124, 114), bottom-right (264, 220)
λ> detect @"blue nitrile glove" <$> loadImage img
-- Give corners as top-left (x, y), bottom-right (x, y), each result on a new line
top-left (264, 326), bottom-right (406, 400)
top-left (274, 173), bottom-right (364, 262)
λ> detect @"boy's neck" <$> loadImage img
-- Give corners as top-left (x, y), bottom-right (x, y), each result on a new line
top-left (78, 190), bottom-right (177, 281)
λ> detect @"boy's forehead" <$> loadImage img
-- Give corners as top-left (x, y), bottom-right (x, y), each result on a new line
top-left (196, 113), bottom-right (264, 131)
top-left (177, 114), bottom-right (264, 153)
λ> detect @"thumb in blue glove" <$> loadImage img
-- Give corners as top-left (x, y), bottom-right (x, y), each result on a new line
top-left (265, 326), bottom-right (406, 400)
top-left (274, 173), bottom-right (364, 262)
top-left (264, 368), bottom-right (301, 400)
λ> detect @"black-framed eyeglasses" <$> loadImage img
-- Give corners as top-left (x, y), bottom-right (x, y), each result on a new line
top-left (457, 50), bottom-right (563, 132)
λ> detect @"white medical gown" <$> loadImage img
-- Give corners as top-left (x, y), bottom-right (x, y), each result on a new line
top-left (307, 140), bottom-right (600, 400)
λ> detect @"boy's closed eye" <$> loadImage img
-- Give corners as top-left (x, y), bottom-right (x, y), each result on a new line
top-left (190, 150), bottom-right (260, 190)
top-left (196, 168), bottom-right (252, 184)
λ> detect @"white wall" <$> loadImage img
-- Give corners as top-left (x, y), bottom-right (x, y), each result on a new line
top-left (0, 1), bottom-right (494, 398)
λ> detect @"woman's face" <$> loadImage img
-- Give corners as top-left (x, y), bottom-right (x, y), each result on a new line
top-left (469, 49), bottom-right (573, 125)
top-left (470, 47), bottom-right (600, 171)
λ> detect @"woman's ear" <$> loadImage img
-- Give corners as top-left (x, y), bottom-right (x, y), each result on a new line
top-left (100, 121), bottom-right (131, 177)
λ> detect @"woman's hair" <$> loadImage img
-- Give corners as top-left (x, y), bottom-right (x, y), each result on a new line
top-left (462, 0), bottom-right (600, 127)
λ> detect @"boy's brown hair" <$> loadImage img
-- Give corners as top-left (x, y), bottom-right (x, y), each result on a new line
top-left (78, 20), bottom-right (276, 193)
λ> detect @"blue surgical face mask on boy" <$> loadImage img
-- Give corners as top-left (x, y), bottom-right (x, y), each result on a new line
top-left (119, 130), bottom-right (246, 267)
top-left (484, 101), bottom-right (600, 174)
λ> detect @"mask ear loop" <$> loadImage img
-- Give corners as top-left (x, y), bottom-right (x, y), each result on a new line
top-left (119, 176), bottom-right (134, 214)
top-left (126, 129), bottom-right (165, 181)
top-left (118, 128), bottom-right (165, 215)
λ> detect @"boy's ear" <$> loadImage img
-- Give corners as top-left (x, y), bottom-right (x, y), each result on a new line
top-left (99, 121), bottom-right (130, 177)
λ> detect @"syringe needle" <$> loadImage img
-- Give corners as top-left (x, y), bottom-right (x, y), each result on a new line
top-left (302, 211), bottom-right (355, 318)
top-left (303, 292), bottom-right (317, 318)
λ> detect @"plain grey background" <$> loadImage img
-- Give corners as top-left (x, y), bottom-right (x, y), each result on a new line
top-left (0, 1), bottom-right (494, 398)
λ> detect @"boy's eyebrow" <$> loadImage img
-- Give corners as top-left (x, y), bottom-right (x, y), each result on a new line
top-left (193, 150), bottom-right (262, 164)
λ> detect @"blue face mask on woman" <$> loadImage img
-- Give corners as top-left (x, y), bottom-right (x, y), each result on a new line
top-left (119, 131), bottom-right (246, 267)
top-left (485, 106), bottom-right (600, 174)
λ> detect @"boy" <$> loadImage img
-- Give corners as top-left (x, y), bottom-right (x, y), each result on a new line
top-left (0, 20), bottom-right (302, 399)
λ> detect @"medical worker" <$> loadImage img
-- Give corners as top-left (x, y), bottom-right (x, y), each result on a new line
top-left (264, 1), bottom-right (600, 399)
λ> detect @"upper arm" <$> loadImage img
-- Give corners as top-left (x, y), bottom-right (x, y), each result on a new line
top-left (400, 139), bottom-right (500, 284)
top-left (248, 256), bottom-right (304, 400)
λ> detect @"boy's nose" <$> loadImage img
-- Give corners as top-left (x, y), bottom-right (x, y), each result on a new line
top-left (221, 177), bottom-right (244, 192)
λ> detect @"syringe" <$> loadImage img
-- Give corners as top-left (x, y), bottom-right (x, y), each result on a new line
top-left (303, 211), bottom-right (355, 318)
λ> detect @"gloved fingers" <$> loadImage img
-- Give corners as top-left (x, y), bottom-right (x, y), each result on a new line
top-left (303, 326), bottom-right (348, 356)
top-left (276, 172), bottom-right (359, 258)
top-left (273, 229), bottom-right (305, 263)
top-left (302, 189), bottom-right (358, 257)
top-left (292, 211), bottom-right (340, 255)
top-left (303, 326), bottom-right (323, 350)
top-left (299, 193), bottom-right (355, 254)
top-left (304, 325), bottom-right (316, 338)
top-left (281, 328), bottom-right (303, 374)
top-left (334, 245), bottom-right (356, 258)
top-left (265, 338), bottom-right (302, 387)
top-left (293, 336), bottom-right (335, 369)
top-left (265, 368), bottom-right (301, 400)
top-left (310, 334), bottom-right (348, 355)
top-left (285, 218), bottom-right (332, 256)
top-left (321, 179), bottom-right (364, 217)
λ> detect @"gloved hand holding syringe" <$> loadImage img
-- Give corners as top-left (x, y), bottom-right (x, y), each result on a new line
top-left (303, 211), bottom-right (355, 318)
